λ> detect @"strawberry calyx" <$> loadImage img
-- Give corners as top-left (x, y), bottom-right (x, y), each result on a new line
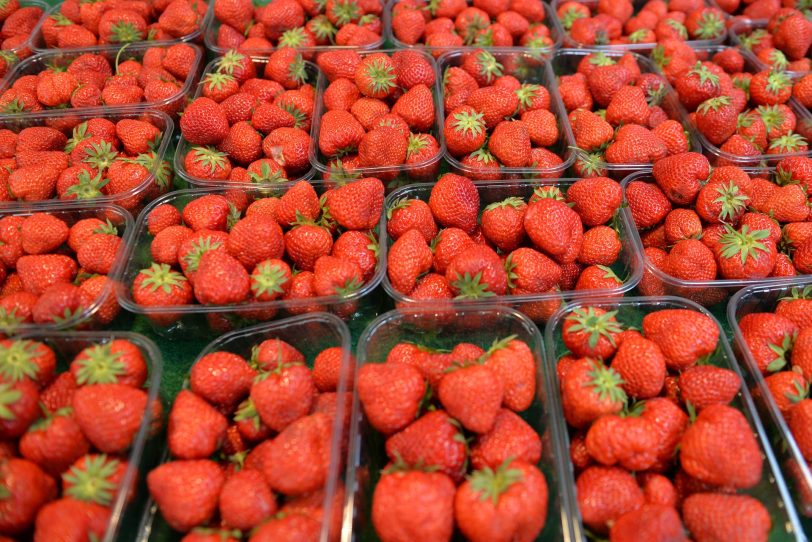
top-left (473, 27), bottom-right (496, 47)
top-left (787, 371), bottom-right (810, 404)
top-left (697, 95), bottom-right (732, 114)
top-left (484, 334), bottom-right (518, 356)
top-left (766, 50), bottom-right (789, 71)
top-left (0, 339), bottom-right (42, 383)
top-left (768, 132), bottom-right (807, 153)
top-left (248, 161), bottom-right (285, 184)
top-left (251, 261), bottom-right (290, 299)
top-left (326, 158), bottom-right (361, 183)
top-left (733, 75), bottom-right (751, 97)
top-left (627, 29), bottom-right (650, 43)
top-left (361, 57), bottom-right (396, 96)
top-left (202, 71), bottom-right (236, 93)
top-left (451, 109), bottom-right (485, 138)
top-left (739, 29), bottom-right (769, 51)
top-left (532, 185), bottom-right (565, 201)
top-left (586, 360), bottom-right (627, 404)
top-left (366, 232), bottom-right (380, 258)
top-left (620, 400), bottom-right (645, 418)
top-left (1, 98), bottom-right (29, 115)
top-left (756, 105), bottom-right (785, 134)
top-left (63, 454), bottom-right (120, 506)
top-left (65, 122), bottom-right (90, 153)
top-left (329, 0), bottom-right (361, 26)
top-left (712, 181), bottom-right (749, 223)
top-left (573, 150), bottom-right (608, 177)
top-left (473, 50), bottom-right (503, 83)
top-left (51, 12), bottom-right (74, 27)
top-left (65, 169), bottom-right (108, 200)
top-left (565, 307), bottom-right (623, 350)
top-left (279, 27), bottom-right (310, 48)
top-left (596, 265), bottom-right (622, 282)
top-left (484, 196), bottom-right (524, 212)
top-left (234, 397), bottom-right (262, 432)
top-left (138, 152), bottom-right (172, 191)
top-left (139, 263), bottom-right (187, 294)
top-left (588, 52), bottom-right (615, 67)
top-left (0, 307), bottom-right (24, 336)
top-left (694, 12), bottom-right (725, 39)
top-left (688, 62), bottom-right (720, 89)
top-left (82, 141), bottom-right (118, 172)
top-left (718, 225), bottom-right (771, 264)
top-left (462, 14), bottom-right (489, 45)
top-left (334, 276), bottom-right (363, 297)
top-left (779, 285), bottom-right (812, 301)
top-left (287, 53), bottom-right (308, 86)
top-left (386, 197), bottom-right (412, 220)
top-left (451, 271), bottom-right (497, 300)
top-left (181, 236), bottom-right (225, 273)
top-left (215, 51), bottom-right (248, 76)
top-left (468, 458), bottom-right (525, 505)
top-left (515, 84), bottom-right (542, 111)
top-left (764, 70), bottom-right (792, 95)
top-left (29, 404), bottom-right (72, 432)
top-left (308, 14), bottom-right (336, 43)
top-left (226, 202), bottom-right (241, 231)
top-left (0, 50), bottom-right (17, 65)
top-left (665, 19), bottom-right (688, 39)
top-left (279, 102), bottom-right (308, 129)
top-left (383, 454), bottom-right (441, 475)
top-left (189, 527), bottom-right (242, 540)
top-left (109, 21), bottom-right (143, 43)
top-left (766, 332), bottom-right (796, 372)
top-left (406, 133), bottom-right (431, 160)
top-left (0, 381), bottom-right (20, 421)
top-left (559, 7), bottom-right (586, 30)
top-left (73, 343), bottom-right (127, 385)
top-left (650, 45), bottom-right (670, 70)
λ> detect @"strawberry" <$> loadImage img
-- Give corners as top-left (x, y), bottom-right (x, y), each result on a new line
top-left (470, 408), bottom-right (541, 471)
top-left (219, 469), bottom-right (277, 531)
top-left (167, 390), bottom-right (227, 460)
top-left (385, 410), bottom-right (467, 481)
top-left (32, 497), bottom-right (110, 541)
top-left (428, 173), bottom-right (479, 234)
top-left (0, 338), bottom-right (55, 386)
top-left (438, 362), bottom-right (502, 433)
top-left (610, 505), bottom-right (685, 542)
top-left (642, 309), bottom-right (718, 371)
top-left (72, 383), bottom-right (151, 453)
top-left (0, 458), bottom-right (56, 534)
top-left (487, 120), bottom-right (531, 167)
top-left (190, 351), bottom-right (255, 408)
top-left (788, 399), bottom-right (812, 460)
top-left (454, 460), bottom-right (548, 542)
top-left (560, 358), bottom-right (626, 428)
top-left (372, 468), bottom-right (455, 542)
top-left (445, 244), bottom-right (507, 298)
top-left (69, 339), bottom-right (146, 388)
top-left (180, 98), bottom-right (229, 146)
top-left (576, 466), bottom-right (644, 534)
top-left (695, 95), bottom-right (738, 146)
top-left (358, 362), bottom-right (425, 435)
top-left (480, 197), bottom-right (526, 252)
top-left (585, 413), bottom-right (658, 471)
top-left (524, 198), bottom-right (583, 264)
top-left (679, 365), bottom-right (740, 410)
top-left (147, 460), bottom-right (225, 532)
top-left (0, 376), bottom-right (38, 439)
top-left (610, 335), bottom-right (666, 399)
top-left (444, 105), bottom-right (487, 158)
top-left (683, 493), bottom-right (770, 542)
top-left (652, 152), bottom-right (710, 205)
top-left (61, 453), bottom-right (129, 507)
top-left (249, 514), bottom-right (321, 540)
top-left (193, 252), bottom-right (250, 305)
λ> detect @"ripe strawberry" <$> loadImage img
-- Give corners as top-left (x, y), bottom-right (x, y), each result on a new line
top-left (488, 120), bottom-right (531, 168)
top-left (576, 466), bottom-right (644, 534)
top-left (651, 152), bottom-right (710, 205)
top-left (0, 457), bottom-right (57, 534)
top-left (683, 493), bottom-right (770, 542)
top-left (679, 365), bottom-right (740, 410)
top-left (524, 198), bottom-right (583, 264)
top-left (69, 339), bottom-right (146, 388)
top-left (167, 390), bottom-right (227, 460)
top-left (610, 505), bottom-right (685, 542)
top-left (193, 251), bottom-right (250, 305)
top-left (445, 244), bottom-right (507, 298)
top-left (180, 97), bottom-right (229, 146)
top-left (560, 358), bottom-right (626, 428)
top-left (385, 410), bottom-right (467, 481)
top-left (739, 312), bottom-right (798, 373)
top-left (227, 214), bottom-right (284, 270)
top-left (470, 408), bottom-right (541, 471)
top-left (219, 468), bottom-right (277, 531)
top-left (147, 459), bottom-right (225, 532)
top-left (585, 413), bottom-right (658, 471)
top-left (428, 173), bottom-right (479, 234)
top-left (249, 513), bottom-right (321, 540)
top-left (190, 351), bottom-right (255, 408)
top-left (610, 335), bottom-right (665, 399)
top-left (437, 362), bottom-right (502, 433)
top-left (0, 376), bottom-right (38, 439)
top-left (372, 468), bottom-right (455, 542)
top-left (444, 105), bottom-right (487, 158)
top-left (358, 362), bottom-right (425, 435)
top-left (72, 383), bottom-right (150, 453)
top-left (642, 309), bottom-right (718, 371)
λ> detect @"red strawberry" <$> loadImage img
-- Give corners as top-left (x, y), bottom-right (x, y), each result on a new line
top-left (438, 362), bottom-right (502, 433)
top-left (147, 460), bottom-right (225, 532)
top-left (358, 362), bottom-right (425, 435)
top-left (683, 493), bottom-right (770, 542)
top-left (385, 410), bottom-right (467, 481)
top-left (190, 351), bottom-right (255, 408)
top-left (72, 383), bottom-right (151, 453)
top-left (180, 97), bottom-right (229, 146)
top-left (585, 413), bottom-right (658, 471)
top-left (651, 152), bottom-right (710, 205)
top-left (560, 358), bottom-right (626, 428)
top-left (610, 335), bottom-right (666, 399)
top-left (251, 362), bottom-right (316, 432)
top-left (428, 173), bottom-right (480, 234)
top-left (642, 309), bottom-right (718, 371)
top-left (168, 390), bottom-right (227, 460)
top-left (0, 377), bottom-right (38, 439)
top-left (576, 466), bottom-right (644, 534)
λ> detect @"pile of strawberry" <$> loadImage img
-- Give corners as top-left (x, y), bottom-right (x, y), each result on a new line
top-left (147, 339), bottom-right (348, 538)
top-left (443, 49), bottom-right (566, 175)
top-left (0, 0), bottom-right (45, 73)
top-left (386, 174), bottom-right (627, 316)
top-left (737, 286), bottom-right (812, 513)
top-left (556, 0), bottom-right (725, 47)
top-left (211, 0), bottom-right (383, 52)
top-left (390, 0), bottom-right (554, 51)
top-left (555, 305), bottom-right (775, 541)
top-left (0, 43), bottom-right (198, 116)
top-left (720, 0), bottom-right (809, 33)
top-left (358, 335), bottom-right (550, 541)
top-left (38, 0), bottom-right (206, 49)
top-left (0, 336), bottom-right (161, 539)
top-left (653, 44), bottom-right (810, 159)
top-left (0, 208), bottom-right (128, 329)
top-left (315, 50), bottom-right (441, 180)
top-left (0, 116), bottom-right (171, 209)
top-left (630, 154), bottom-right (812, 301)
top-left (733, 9), bottom-right (812, 74)
top-left (179, 49), bottom-right (316, 185)
top-left (556, 51), bottom-right (689, 175)
top-left (131, 178), bottom-right (383, 324)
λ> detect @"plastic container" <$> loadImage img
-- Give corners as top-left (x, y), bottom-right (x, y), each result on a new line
top-left (15, 330), bottom-right (164, 542)
top-left (729, 278), bottom-right (812, 523)
top-left (729, 18), bottom-right (811, 77)
top-left (204, 1), bottom-right (386, 57)
top-left (386, 0), bottom-right (563, 58)
top-left (0, 0), bottom-right (48, 81)
top-left (174, 55), bottom-right (320, 189)
top-left (661, 45), bottom-right (812, 167)
top-left (543, 295), bottom-right (806, 542)
top-left (619, 169), bottom-right (810, 308)
top-left (345, 304), bottom-right (577, 541)
top-left (382, 179), bottom-right (644, 322)
top-left (309, 49), bottom-right (445, 185)
top-left (29, 1), bottom-right (211, 52)
top-left (552, 0), bottom-right (728, 50)
top-left (0, 108), bottom-right (173, 210)
top-left (117, 185), bottom-right (386, 337)
top-left (437, 48), bottom-right (576, 179)
top-left (0, 43), bottom-right (203, 118)
top-left (550, 48), bottom-right (702, 180)
top-left (0, 201), bottom-right (134, 334)
top-left (136, 313), bottom-right (352, 542)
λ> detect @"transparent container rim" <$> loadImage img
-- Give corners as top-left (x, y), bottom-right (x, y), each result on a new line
top-left (15, 329), bottom-right (163, 542)
top-left (543, 294), bottom-right (805, 542)
top-left (654, 44), bottom-right (812, 164)
top-left (728, 18), bottom-right (811, 77)
top-left (381, 178), bottom-right (644, 306)
top-left (385, 0), bottom-right (564, 55)
top-left (203, 0), bottom-right (387, 57)
top-left (0, 201), bottom-right (135, 332)
top-left (349, 303), bottom-right (579, 542)
top-left (308, 48), bottom-right (447, 177)
top-left (136, 313), bottom-right (351, 542)
top-left (173, 55), bottom-right (321, 188)
top-left (0, 108), bottom-right (174, 210)
top-left (436, 47), bottom-right (578, 175)
top-left (116, 185), bottom-right (387, 315)
top-left (727, 277), bottom-right (812, 507)
top-left (620, 169), bottom-right (812, 290)
top-left (550, 0), bottom-right (728, 50)
top-left (550, 48), bottom-right (704, 170)
top-left (29, 1), bottom-right (212, 52)
top-left (0, 42), bottom-right (204, 118)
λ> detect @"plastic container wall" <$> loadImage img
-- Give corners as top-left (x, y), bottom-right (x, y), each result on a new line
top-left (543, 295), bottom-right (805, 542)
top-left (346, 304), bottom-right (578, 542)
